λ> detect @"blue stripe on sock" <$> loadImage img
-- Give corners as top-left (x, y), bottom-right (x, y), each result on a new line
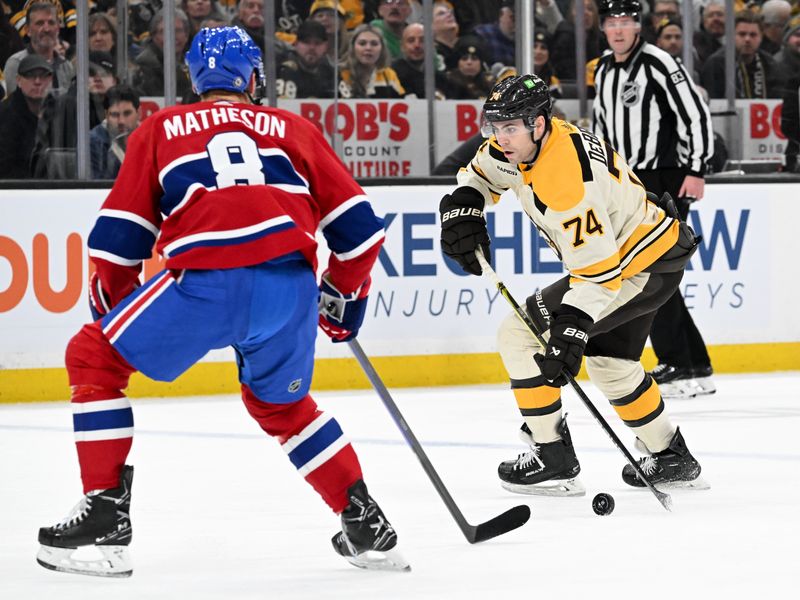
top-left (287, 419), bottom-right (343, 470)
top-left (73, 408), bottom-right (134, 432)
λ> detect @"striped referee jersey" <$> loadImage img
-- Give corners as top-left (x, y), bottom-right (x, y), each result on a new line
top-left (592, 38), bottom-right (713, 176)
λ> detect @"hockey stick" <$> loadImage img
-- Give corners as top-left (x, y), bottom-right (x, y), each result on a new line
top-left (348, 339), bottom-right (531, 543)
top-left (474, 250), bottom-right (673, 512)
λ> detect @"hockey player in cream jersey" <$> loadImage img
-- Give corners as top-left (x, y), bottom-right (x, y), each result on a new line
top-left (440, 74), bottom-right (707, 495)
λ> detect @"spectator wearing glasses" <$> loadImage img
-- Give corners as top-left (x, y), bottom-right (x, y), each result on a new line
top-left (694, 0), bottom-right (725, 70)
top-left (641, 0), bottom-right (679, 44)
top-left (0, 53), bottom-right (53, 178)
top-left (370, 0), bottom-right (412, 60)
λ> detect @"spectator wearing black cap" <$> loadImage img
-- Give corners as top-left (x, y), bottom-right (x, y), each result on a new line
top-left (90, 84), bottom-right (140, 179)
top-left (443, 37), bottom-right (494, 100)
top-left (391, 22), bottom-right (449, 98)
top-left (4, 2), bottom-right (74, 96)
top-left (655, 17), bottom-right (700, 82)
top-left (277, 20), bottom-right (336, 98)
top-left (472, 0), bottom-right (515, 67)
top-left (30, 50), bottom-right (119, 178)
top-left (308, 0), bottom-right (351, 65)
top-left (0, 53), bottom-right (53, 178)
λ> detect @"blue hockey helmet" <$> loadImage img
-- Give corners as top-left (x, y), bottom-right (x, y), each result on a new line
top-left (185, 26), bottom-right (265, 96)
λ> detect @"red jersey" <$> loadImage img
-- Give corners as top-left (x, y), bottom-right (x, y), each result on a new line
top-left (87, 100), bottom-right (385, 305)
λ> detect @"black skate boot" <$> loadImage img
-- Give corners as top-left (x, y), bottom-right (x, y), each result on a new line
top-left (331, 479), bottom-right (409, 572)
top-left (622, 428), bottom-right (709, 490)
top-left (498, 417), bottom-right (585, 496)
top-left (649, 364), bottom-right (697, 399)
top-left (37, 465), bottom-right (133, 577)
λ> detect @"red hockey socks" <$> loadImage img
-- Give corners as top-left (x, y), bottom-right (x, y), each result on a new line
top-left (66, 323), bottom-right (135, 493)
top-left (242, 385), bottom-right (362, 513)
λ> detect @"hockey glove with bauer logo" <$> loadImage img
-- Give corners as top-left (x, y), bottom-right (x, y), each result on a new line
top-left (318, 271), bottom-right (370, 343)
top-left (440, 187), bottom-right (491, 276)
top-left (534, 305), bottom-right (594, 386)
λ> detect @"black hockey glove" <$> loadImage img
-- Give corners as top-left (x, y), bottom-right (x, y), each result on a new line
top-left (534, 306), bottom-right (594, 386)
top-left (439, 187), bottom-right (490, 276)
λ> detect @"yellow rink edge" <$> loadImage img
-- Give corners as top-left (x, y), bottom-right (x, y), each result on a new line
top-left (1, 342), bottom-right (798, 403)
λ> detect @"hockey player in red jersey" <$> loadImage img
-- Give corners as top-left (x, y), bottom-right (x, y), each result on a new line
top-left (37, 26), bottom-right (408, 577)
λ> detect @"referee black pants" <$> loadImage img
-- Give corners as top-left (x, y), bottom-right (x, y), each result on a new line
top-left (635, 168), bottom-right (712, 371)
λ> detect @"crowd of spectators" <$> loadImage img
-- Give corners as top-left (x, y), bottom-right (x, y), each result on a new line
top-left (2, 0), bottom-right (800, 179)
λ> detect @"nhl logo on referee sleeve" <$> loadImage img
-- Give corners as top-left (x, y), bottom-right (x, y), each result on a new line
top-left (621, 81), bottom-right (640, 107)
top-left (669, 70), bottom-right (686, 85)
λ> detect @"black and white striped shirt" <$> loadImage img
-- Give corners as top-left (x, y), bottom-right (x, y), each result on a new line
top-left (592, 38), bottom-right (713, 176)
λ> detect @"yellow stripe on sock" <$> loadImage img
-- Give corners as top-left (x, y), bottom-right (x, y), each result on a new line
top-left (613, 378), bottom-right (662, 422)
top-left (513, 386), bottom-right (561, 410)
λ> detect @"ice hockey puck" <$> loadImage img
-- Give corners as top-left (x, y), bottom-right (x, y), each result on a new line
top-left (592, 493), bottom-right (615, 516)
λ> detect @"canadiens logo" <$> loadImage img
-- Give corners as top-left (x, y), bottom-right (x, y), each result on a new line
top-left (621, 81), bottom-right (640, 107)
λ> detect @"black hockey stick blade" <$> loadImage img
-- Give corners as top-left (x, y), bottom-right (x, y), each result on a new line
top-left (468, 504), bottom-right (531, 544)
top-left (349, 339), bottom-right (532, 543)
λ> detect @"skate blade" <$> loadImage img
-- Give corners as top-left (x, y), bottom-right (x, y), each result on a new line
top-left (692, 377), bottom-right (716, 396)
top-left (628, 477), bottom-right (711, 492)
top-left (657, 476), bottom-right (711, 491)
top-left (343, 548), bottom-right (411, 572)
top-left (501, 477), bottom-right (586, 497)
top-left (37, 544), bottom-right (132, 578)
top-left (659, 381), bottom-right (698, 399)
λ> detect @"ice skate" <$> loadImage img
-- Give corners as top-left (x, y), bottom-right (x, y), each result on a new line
top-left (650, 363), bottom-right (698, 399)
top-left (331, 479), bottom-right (410, 572)
top-left (688, 365), bottom-right (716, 397)
top-left (623, 428), bottom-right (710, 490)
top-left (37, 465), bottom-right (133, 577)
top-left (498, 418), bottom-right (585, 497)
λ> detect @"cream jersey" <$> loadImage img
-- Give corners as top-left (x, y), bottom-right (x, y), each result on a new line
top-left (456, 117), bottom-right (679, 321)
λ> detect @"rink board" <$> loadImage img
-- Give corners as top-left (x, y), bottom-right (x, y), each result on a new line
top-left (1, 184), bottom-right (799, 402)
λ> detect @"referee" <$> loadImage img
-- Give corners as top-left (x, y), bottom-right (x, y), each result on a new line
top-left (592, 0), bottom-right (716, 398)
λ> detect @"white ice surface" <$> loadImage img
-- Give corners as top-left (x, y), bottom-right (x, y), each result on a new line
top-left (1, 373), bottom-right (799, 599)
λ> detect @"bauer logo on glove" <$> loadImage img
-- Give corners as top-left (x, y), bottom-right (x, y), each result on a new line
top-left (318, 271), bottom-right (371, 343)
